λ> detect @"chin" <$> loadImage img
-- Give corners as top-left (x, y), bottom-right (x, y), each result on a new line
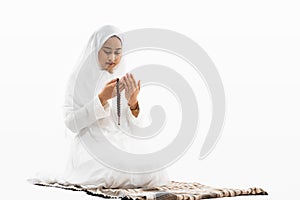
top-left (108, 65), bottom-right (118, 73)
top-left (107, 67), bottom-right (115, 73)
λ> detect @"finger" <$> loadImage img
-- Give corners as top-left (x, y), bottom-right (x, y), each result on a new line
top-left (127, 73), bottom-right (135, 89)
top-left (119, 77), bottom-right (124, 84)
top-left (126, 73), bottom-right (133, 82)
top-left (111, 86), bottom-right (117, 97)
top-left (117, 78), bottom-right (124, 89)
top-left (120, 77), bottom-right (126, 88)
top-left (138, 80), bottom-right (141, 90)
top-left (124, 74), bottom-right (131, 89)
top-left (120, 77), bottom-right (125, 86)
top-left (119, 83), bottom-right (125, 92)
top-left (126, 73), bottom-right (131, 84)
top-left (124, 74), bottom-right (129, 85)
top-left (124, 79), bottom-right (129, 92)
top-left (130, 73), bottom-right (137, 88)
top-left (108, 81), bottom-right (117, 87)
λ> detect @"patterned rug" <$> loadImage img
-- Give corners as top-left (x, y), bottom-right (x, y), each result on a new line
top-left (30, 180), bottom-right (268, 200)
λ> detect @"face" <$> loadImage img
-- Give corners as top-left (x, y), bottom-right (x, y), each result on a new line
top-left (98, 36), bottom-right (122, 73)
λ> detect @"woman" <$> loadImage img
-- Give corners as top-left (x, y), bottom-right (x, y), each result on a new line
top-left (55, 25), bottom-right (171, 189)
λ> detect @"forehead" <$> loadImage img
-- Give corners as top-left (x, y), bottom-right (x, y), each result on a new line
top-left (102, 36), bottom-right (122, 48)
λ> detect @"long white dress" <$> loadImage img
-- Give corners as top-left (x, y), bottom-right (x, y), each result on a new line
top-left (28, 25), bottom-right (171, 190)
top-left (60, 69), bottom-right (171, 189)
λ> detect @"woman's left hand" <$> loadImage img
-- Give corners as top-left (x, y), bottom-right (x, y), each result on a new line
top-left (122, 73), bottom-right (140, 106)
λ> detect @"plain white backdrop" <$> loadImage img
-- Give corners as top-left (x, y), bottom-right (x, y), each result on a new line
top-left (0, 0), bottom-right (299, 199)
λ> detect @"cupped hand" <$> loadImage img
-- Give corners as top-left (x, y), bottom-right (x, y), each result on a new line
top-left (98, 78), bottom-right (125, 105)
top-left (122, 73), bottom-right (140, 106)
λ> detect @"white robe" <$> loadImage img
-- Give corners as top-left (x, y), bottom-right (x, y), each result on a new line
top-left (61, 70), bottom-right (171, 189)
top-left (28, 25), bottom-right (171, 190)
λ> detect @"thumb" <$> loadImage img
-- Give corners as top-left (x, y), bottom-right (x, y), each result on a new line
top-left (107, 78), bottom-right (118, 84)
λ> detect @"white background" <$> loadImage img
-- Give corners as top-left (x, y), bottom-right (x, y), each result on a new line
top-left (0, 0), bottom-right (299, 199)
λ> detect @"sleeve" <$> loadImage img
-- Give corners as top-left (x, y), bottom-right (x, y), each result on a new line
top-left (63, 95), bottom-right (111, 134)
top-left (126, 100), bottom-right (152, 128)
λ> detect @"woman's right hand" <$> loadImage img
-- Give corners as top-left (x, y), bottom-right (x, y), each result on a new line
top-left (98, 78), bottom-right (124, 106)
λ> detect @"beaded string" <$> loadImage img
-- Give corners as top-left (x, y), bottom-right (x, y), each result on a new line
top-left (116, 78), bottom-right (120, 125)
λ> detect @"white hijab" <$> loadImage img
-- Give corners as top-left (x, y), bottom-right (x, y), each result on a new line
top-left (62, 25), bottom-right (126, 136)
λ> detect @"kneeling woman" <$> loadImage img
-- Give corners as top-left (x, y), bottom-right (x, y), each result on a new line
top-left (61, 25), bottom-right (171, 189)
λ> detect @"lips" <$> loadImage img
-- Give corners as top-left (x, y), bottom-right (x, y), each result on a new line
top-left (106, 62), bottom-right (115, 65)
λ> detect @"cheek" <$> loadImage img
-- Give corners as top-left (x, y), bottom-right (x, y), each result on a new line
top-left (115, 55), bottom-right (122, 64)
top-left (98, 52), bottom-right (106, 65)
top-left (99, 51), bottom-right (105, 60)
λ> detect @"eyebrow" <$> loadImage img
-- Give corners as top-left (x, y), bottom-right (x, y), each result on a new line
top-left (103, 46), bottom-right (122, 50)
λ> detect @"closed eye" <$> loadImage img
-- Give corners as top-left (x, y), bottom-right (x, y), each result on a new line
top-left (103, 50), bottom-right (121, 55)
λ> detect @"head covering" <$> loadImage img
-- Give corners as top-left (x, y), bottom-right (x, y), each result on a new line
top-left (62, 25), bottom-right (125, 136)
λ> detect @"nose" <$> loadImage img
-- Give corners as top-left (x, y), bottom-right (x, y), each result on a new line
top-left (108, 53), bottom-right (116, 62)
